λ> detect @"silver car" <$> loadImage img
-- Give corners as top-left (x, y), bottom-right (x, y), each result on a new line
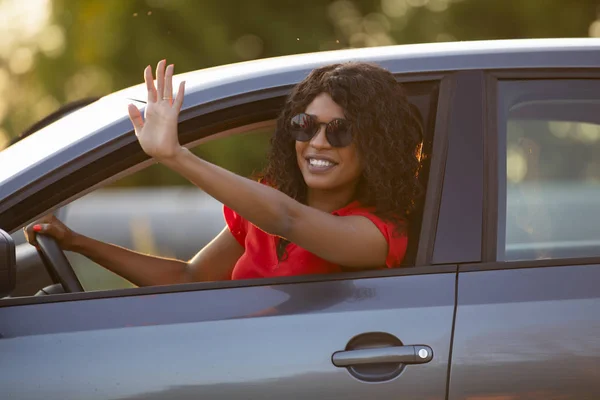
top-left (1, 38), bottom-right (600, 399)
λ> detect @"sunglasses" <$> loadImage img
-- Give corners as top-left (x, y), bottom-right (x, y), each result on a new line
top-left (289, 113), bottom-right (353, 148)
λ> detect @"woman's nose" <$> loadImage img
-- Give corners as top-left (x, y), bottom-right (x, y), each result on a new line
top-left (309, 125), bottom-right (331, 149)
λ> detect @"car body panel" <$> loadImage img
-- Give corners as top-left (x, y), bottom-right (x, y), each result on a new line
top-left (449, 264), bottom-right (600, 399)
top-left (0, 271), bottom-right (456, 400)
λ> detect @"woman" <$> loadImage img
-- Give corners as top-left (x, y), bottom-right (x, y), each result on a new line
top-left (25, 60), bottom-right (423, 286)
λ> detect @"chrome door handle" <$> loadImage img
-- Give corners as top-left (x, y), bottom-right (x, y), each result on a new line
top-left (332, 345), bottom-right (433, 367)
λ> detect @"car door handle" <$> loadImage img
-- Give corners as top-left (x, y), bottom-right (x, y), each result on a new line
top-left (332, 345), bottom-right (433, 367)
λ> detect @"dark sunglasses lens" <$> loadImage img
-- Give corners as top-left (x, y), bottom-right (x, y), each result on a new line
top-left (326, 119), bottom-right (352, 147)
top-left (289, 114), bottom-right (315, 141)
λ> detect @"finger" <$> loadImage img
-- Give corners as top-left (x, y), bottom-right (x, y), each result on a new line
top-left (174, 81), bottom-right (185, 111)
top-left (156, 59), bottom-right (166, 99)
top-left (23, 227), bottom-right (40, 249)
top-left (144, 65), bottom-right (157, 103)
top-left (32, 223), bottom-right (54, 237)
top-left (23, 224), bottom-right (34, 242)
top-left (164, 64), bottom-right (174, 103)
top-left (24, 219), bottom-right (54, 246)
top-left (24, 219), bottom-right (44, 238)
top-left (128, 104), bottom-right (144, 134)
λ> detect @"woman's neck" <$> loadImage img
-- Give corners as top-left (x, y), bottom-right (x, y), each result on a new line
top-left (307, 185), bottom-right (357, 213)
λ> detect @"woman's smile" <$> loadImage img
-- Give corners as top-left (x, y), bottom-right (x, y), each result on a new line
top-left (305, 155), bottom-right (339, 173)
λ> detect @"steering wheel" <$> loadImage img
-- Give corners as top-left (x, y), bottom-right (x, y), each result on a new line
top-left (36, 234), bottom-right (84, 293)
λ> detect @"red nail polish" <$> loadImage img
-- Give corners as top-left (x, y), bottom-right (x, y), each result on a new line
top-left (33, 225), bottom-right (41, 232)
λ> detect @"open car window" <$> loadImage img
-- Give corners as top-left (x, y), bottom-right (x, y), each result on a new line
top-left (10, 78), bottom-right (440, 297)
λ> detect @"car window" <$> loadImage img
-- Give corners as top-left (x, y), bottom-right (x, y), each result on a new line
top-left (10, 79), bottom-right (439, 297)
top-left (497, 79), bottom-right (600, 261)
top-left (62, 124), bottom-right (273, 292)
top-left (68, 87), bottom-right (438, 292)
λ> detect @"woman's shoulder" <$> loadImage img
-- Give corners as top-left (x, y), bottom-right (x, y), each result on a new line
top-left (335, 201), bottom-right (409, 267)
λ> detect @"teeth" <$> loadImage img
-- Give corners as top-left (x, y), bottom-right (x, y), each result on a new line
top-left (309, 158), bottom-right (334, 167)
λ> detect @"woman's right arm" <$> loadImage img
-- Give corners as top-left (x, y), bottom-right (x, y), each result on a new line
top-left (25, 216), bottom-right (244, 287)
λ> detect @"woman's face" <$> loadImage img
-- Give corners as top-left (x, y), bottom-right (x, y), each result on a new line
top-left (295, 92), bottom-right (364, 193)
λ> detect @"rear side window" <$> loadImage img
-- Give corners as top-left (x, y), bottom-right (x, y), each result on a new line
top-left (497, 79), bottom-right (600, 261)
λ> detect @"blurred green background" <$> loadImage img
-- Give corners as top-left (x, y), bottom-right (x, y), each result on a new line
top-left (1, 0), bottom-right (599, 149)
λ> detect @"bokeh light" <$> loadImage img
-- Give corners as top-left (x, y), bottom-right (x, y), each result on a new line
top-left (589, 19), bottom-right (600, 37)
top-left (64, 67), bottom-right (113, 102)
top-left (549, 121), bottom-right (571, 139)
top-left (0, 128), bottom-right (8, 149)
top-left (381, 0), bottom-right (409, 18)
top-left (575, 122), bottom-right (600, 143)
top-left (507, 146), bottom-right (528, 183)
top-left (9, 47), bottom-right (35, 75)
top-left (38, 24), bottom-right (66, 58)
top-left (233, 34), bottom-right (264, 60)
top-left (427, 0), bottom-right (450, 13)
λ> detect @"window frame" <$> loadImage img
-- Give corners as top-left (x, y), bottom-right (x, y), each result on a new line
top-left (1, 73), bottom-right (453, 308)
top-left (482, 68), bottom-right (600, 268)
top-left (430, 70), bottom-right (486, 265)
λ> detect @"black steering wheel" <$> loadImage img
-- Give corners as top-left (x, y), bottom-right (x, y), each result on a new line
top-left (36, 234), bottom-right (84, 293)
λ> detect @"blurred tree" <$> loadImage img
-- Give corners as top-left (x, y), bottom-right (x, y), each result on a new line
top-left (1, 0), bottom-right (598, 158)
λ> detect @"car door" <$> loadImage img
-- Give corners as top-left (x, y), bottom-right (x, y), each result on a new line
top-left (1, 269), bottom-right (456, 400)
top-left (0, 76), bottom-right (457, 400)
top-left (449, 73), bottom-right (600, 399)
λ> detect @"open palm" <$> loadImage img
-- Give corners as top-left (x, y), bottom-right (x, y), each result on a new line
top-left (127, 60), bottom-right (186, 161)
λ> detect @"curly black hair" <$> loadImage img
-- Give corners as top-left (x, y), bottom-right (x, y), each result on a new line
top-left (262, 62), bottom-right (424, 260)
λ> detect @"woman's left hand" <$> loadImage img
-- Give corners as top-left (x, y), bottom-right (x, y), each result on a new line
top-left (127, 60), bottom-right (186, 162)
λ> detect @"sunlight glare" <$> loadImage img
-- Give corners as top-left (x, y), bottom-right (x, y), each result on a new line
top-left (381, 0), bottom-right (409, 18)
top-left (507, 146), bottom-right (528, 183)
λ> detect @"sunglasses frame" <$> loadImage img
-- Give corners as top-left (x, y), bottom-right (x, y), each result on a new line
top-left (288, 113), bottom-right (353, 148)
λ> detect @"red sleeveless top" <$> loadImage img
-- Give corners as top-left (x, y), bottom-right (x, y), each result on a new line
top-left (223, 201), bottom-right (408, 280)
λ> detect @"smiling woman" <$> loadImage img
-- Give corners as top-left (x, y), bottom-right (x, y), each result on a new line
top-left (25, 60), bottom-right (423, 286)
top-left (262, 62), bottom-right (423, 266)
top-left (294, 93), bottom-right (363, 198)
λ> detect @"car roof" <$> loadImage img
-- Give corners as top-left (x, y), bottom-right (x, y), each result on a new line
top-left (120, 37), bottom-right (600, 106)
top-left (1, 38), bottom-right (599, 196)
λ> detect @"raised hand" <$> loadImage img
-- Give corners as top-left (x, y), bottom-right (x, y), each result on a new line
top-left (127, 60), bottom-right (186, 161)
